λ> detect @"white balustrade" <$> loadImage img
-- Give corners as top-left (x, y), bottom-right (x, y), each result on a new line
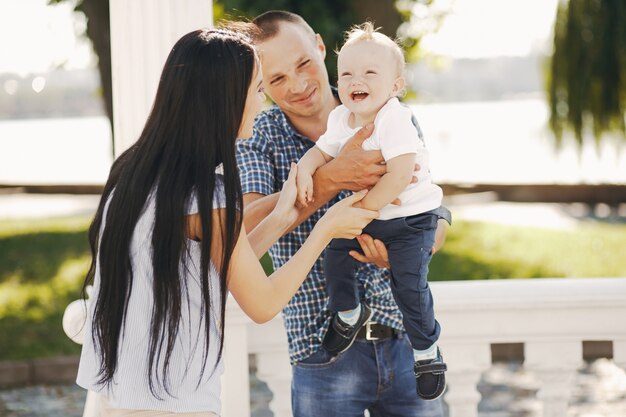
top-left (64, 277), bottom-right (626, 417)
top-left (220, 277), bottom-right (626, 417)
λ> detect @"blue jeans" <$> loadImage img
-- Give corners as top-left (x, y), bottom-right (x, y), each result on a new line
top-left (292, 335), bottom-right (444, 417)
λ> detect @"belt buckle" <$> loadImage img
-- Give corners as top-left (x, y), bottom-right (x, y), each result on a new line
top-left (364, 322), bottom-right (379, 341)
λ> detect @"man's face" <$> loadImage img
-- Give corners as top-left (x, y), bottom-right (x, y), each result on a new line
top-left (256, 22), bottom-right (331, 119)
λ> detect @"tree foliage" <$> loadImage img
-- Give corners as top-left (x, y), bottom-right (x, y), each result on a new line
top-left (214, 0), bottom-right (428, 84)
top-left (48, 0), bottom-right (438, 135)
top-left (548, 0), bottom-right (626, 146)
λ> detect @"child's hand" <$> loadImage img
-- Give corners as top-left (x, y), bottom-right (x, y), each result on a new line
top-left (296, 171), bottom-right (314, 207)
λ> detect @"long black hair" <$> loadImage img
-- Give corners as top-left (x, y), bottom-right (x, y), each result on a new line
top-left (84, 28), bottom-right (255, 395)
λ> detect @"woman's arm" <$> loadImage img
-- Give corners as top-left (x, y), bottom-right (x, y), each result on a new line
top-left (245, 164), bottom-right (299, 257)
top-left (224, 192), bottom-right (378, 323)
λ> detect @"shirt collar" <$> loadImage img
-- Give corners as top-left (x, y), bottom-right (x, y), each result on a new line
top-left (269, 85), bottom-right (340, 142)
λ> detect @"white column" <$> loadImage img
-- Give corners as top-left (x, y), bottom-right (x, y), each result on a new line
top-left (109, 0), bottom-right (213, 156)
top-left (441, 341), bottom-right (491, 417)
top-left (525, 340), bottom-right (582, 417)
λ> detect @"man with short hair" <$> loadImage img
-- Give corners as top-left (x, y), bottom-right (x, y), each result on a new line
top-left (236, 10), bottom-right (447, 417)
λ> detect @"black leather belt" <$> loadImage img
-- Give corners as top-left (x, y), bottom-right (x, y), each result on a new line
top-left (355, 322), bottom-right (403, 341)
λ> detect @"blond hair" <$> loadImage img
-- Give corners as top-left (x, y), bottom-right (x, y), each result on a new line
top-left (340, 21), bottom-right (405, 76)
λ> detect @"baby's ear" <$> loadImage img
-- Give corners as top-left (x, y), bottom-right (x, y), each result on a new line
top-left (393, 76), bottom-right (406, 96)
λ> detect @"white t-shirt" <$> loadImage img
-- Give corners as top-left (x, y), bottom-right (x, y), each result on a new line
top-left (316, 97), bottom-right (442, 220)
top-left (77, 176), bottom-right (226, 413)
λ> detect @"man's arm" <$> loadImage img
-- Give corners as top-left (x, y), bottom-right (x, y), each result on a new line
top-left (242, 124), bottom-right (385, 231)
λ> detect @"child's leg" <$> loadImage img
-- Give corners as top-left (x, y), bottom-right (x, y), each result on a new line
top-left (322, 236), bottom-right (374, 354)
top-left (385, 212), bottom-right (446, 400)
top-left (324, 237), bottom-right (362, 313)
top-left (385, 216), bottom-right (439, 352)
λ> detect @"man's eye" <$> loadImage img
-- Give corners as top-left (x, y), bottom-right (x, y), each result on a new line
top-left (299, 60), bottom-right (311, 67)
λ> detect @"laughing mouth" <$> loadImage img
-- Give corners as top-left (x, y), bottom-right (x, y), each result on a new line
top-left (351, 91), bottom-right (369, 101)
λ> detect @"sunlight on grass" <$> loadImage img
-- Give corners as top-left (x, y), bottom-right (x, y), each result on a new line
top-left (430, 221), bottom-right (626, 281)
top-left (0, 257), bottom-right (90, 319)
top-left (0, 216), bottom-right (91, 238)
top-left (0, 214), bottom-right (624, 360)
top-left (0, 216), bottom-right (92, 360)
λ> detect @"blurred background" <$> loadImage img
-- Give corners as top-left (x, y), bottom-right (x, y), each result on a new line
top-left (0, 0), bottom-right (625, 416)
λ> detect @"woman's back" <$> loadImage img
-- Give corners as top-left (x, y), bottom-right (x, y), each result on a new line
top-left (77, 179), bottom-right (226, 413)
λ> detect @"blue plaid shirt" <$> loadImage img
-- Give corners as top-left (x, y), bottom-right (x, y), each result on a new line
top-left (235, 103), bottom-right (405, 364)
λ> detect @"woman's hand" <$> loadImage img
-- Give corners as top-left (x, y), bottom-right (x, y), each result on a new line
top-left (271, 163), bottom-right (300, 229)
top-left (315, 190), bottom-right (379, 240)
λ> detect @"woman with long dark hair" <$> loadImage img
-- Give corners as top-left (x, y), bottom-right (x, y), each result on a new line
top-left (76, 28), bottom-right (376, 416)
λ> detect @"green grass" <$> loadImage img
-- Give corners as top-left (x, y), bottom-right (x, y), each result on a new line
top-left (0, 216), bottom-right (92, 360)
top-left (429, 221), bottom-right (626, 281)
top-left (1, 216), bottom-right (625, 361)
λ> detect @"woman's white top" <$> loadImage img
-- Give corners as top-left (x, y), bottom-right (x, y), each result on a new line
top-left (316, 97), bottom-right (443, 220)
top-left (77, 176), bottom-right (226, 414)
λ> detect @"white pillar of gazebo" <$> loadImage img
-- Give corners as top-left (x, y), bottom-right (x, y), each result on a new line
top-left (110, 0), bottom-right (213, 156)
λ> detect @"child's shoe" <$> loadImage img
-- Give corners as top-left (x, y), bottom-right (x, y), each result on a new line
top-left (322, 303), bottom-right (372, 355)
top-left (414, 347), bottom-right (447, 400)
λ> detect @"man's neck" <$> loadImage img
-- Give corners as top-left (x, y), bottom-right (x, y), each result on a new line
top-left (287, 93), bottom-right (341, 142)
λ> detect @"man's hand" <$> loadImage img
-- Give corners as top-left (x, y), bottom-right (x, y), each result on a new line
top-left (349, 219), bottom-right (448, 268)
top-left (349, 234), bottom-right (390, 269)
top-left (317, 124), bottom-right (385, 192)
top-left (432, 219), bottom-right (448, 254)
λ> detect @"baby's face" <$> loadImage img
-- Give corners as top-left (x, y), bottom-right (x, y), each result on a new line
top-left (337, 41), bottom-right (402, 119)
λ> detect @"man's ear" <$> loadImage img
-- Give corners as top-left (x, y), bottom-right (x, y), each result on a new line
top-left (392, 77), bottom-right (406, 96)
top-left (315, 34), bottom-right (326, 59)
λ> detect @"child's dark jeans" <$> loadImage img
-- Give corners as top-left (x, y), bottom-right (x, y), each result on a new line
top-left (324, 209), bottom-right (442, 350)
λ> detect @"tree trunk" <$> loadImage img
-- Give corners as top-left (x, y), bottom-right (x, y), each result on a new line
top-left (77, 0), bottom-right (113, 153)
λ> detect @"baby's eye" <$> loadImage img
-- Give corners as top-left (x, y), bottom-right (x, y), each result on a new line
top-left (366, 70), bottom-right (377, 75)
top-left (340, 72), bottom-right (351, 77)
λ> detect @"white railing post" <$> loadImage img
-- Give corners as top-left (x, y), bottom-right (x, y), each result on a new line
top-left (441, 342), bottom-right (491, 417)
top-left (250, 317), bottom-right (293, 417)
top-left (221, 297), bottom-right (251, 417)
top-left (525, 340), bottom-right (582, 417)
top-left (613, 339), bottom-right (626, 376)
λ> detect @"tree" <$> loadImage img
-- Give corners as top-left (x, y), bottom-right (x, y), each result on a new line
top-left (215, 0), bottom-right (439, 84)
top-left (49, 0), bottom-right (440, 137)
top-left (49, 0), bottom-right (112, 139)
top-left (548, 0), bottom-right (626, 147)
